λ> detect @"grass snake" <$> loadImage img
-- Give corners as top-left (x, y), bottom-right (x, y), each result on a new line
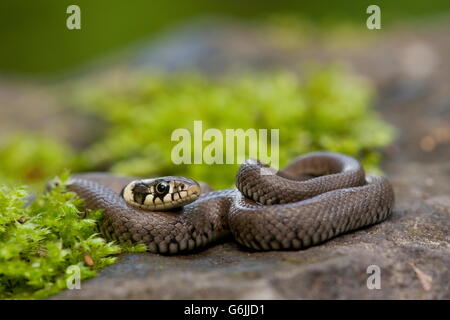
top-left (68, 152), bottom-right (394, 254)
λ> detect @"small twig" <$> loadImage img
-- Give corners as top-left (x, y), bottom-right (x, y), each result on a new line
top-left (409, 263), bottom-right (432, 291)
top-left (83, 254), bottom-right (95, 266)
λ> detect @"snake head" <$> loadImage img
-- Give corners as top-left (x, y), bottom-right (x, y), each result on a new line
top-left (121, 176), bottom-right (201, 211)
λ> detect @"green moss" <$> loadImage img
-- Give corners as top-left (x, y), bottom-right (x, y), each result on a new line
top-left (76, 67), bottom-right (394, 188)
top-left (0, 174), bottom-right (145, 300)
top-left (0, 67), bottom-right (394, 189)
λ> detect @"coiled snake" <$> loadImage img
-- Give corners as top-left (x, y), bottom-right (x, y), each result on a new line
top-left (68, 152), bottom-right (394, 254)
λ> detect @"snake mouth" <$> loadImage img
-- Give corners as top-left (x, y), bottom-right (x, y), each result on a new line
top-left (188, 184), bottom-right (201, 197)
top-left (122, 177), bottom-right (201, 211)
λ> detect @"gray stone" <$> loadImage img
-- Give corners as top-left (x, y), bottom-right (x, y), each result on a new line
top-left (53, 161), bottom-right (450, 299)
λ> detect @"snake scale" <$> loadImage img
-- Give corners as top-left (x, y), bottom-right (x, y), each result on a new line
top-left (68, 152), bottom-right (394, 254)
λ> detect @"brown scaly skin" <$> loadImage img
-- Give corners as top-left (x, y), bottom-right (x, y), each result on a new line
top-left (67, 152), bottom-right (395, 254)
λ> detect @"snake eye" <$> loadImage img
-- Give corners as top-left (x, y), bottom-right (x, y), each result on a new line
top-left (155, 181), bottom-right (170, 195)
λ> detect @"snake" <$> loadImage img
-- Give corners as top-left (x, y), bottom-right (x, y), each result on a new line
top-left (67, 152), bottom-right (394, 254)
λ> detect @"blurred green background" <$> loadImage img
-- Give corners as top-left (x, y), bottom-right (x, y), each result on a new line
top-left (1, 0), bottom-right (449, 75)
top-left (1, 0), bottom-right (449, 187)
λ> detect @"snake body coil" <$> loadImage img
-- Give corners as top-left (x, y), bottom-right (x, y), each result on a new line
top-left (68, 152), bottom-right (394, 254)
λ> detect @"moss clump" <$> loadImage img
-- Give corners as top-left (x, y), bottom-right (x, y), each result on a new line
top-left (76, 67), bottom-right (393, 188)
top-left (0, 174), bottom-right (146, 300)
top-left (0, 67), bottom-right (394, 189)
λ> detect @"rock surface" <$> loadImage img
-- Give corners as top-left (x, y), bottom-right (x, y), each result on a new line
top-left (53, 20), bottom-right (450, 300)
top-left (53, 161), bottom-right (450, 299)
